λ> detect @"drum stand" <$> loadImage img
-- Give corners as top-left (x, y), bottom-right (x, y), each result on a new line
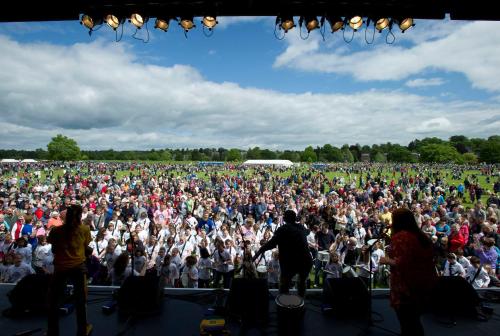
top-left (358, 238), bottom-right (398, 336)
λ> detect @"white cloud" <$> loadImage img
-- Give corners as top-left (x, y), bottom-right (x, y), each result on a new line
top-left (273, 20), bottom-right (500, 93)
top-left (216, 17), bottom-right (273, 30)
top-left (407, 117), bottom-right (453, 133)
top-left (0, 35), bottom-right (498, 150)
top-left (405, 78), bottom-right (445, 88)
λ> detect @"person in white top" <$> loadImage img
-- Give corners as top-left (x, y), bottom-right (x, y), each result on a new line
top-left (14, 237), bottom-right (33, 265)
top-left (33, 235), bottom-right (52, 273)
top-left (456, 249), bottom-right (471, 271)
top-left (370, 241), bottom-right (385, 271)
top-left (197, 247), bottom-right (212, 288)
top-left (267, 250), bottom-right (281, 288)
top-left (213, 241), bottom-right (233, 288)
top-left (181, 255), bottom-right (199, 288)
top-left (105, 222), bottom-right (120, 242)
top-left (353, 223), bottom-right (366, 249)
top-left (443, 253), bottom-right (466, 277)
top-left (4, 253), bottom-right (35, 283)
top-left (466, 256), bottom-right (490, 289)
top-left (176, 235), bottom-right (194, 263)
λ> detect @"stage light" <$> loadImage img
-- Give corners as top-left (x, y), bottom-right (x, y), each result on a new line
top-left (202, 16), bottom-right (218, 30)
top-left (375, 18), bottom-right (390, 32)
top-left (349, 16), bottom-right (363, 31)
top-left (81, 14), bottom-right (97, 30)
top-left (180, 16), bottom-right (195, 32)
top-left (398, 18), bottom-right (414, 32)
top-left (304, 16), bottom-right (320, 32)
top-left (327, 16), bottom-right (344, 32)
top-left (278, 16), bottom-right (295, 33)
top-left (130, 13), bottom-right (146, 29)
top-left (154, 18), bottom-right (170, 32)
top-left (106, 14), bottom-right (120, 30)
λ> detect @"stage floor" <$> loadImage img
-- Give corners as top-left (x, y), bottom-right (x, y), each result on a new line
top-left (0, 285), bottom-right (499, 336)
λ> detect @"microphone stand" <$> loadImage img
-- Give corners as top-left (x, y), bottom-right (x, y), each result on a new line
top-left (125, 221), bottom-right (135, 278)
top-left (360, 230), bottom-right (398, 335)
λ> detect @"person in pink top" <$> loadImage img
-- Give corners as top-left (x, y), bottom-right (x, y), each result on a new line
top-left (459, 219), bottom-right (470, 245)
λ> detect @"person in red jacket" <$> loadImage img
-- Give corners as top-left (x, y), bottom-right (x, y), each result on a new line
top-left (449, 224), bottom-right (466, 253)
top-left (380, 208), bottom-right (437, 336)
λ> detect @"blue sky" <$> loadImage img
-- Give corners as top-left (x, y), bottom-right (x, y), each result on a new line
top-left (0, 16), bottom-right (499, 150)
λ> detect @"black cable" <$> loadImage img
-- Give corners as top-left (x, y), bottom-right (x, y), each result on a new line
top-left (385, 29), bottom-right (395, 44)
top-left (203, 26), bottom-right (214, 37)
top-left (115, 23), bottom-right (124, 42)
top-left (274, 24), bottom-right (285, 40)
top-left (343, 28), bottom-right (355, 43)
top-left (364, 25), bottom-right (376, 45)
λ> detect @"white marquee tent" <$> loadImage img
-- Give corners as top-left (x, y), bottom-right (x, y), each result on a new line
top-left (1, 159), bottom-right (19, 163)
top-left (242, 159), bottom-right (294, 167)
top-left (21, 159), bottom-right (38, 163)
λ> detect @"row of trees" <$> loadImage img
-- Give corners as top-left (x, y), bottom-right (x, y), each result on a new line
top-left (1, 134), bottom-right (499, 163)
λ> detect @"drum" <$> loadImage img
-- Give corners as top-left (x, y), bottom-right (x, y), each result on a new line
top-left (256, 265), bottom-right (267, 279)
top-left (317, 251), bottom-right (330, 262)
top-left (342, 265), bottom-right (358, 278)
top-left (275, 294), bottom-right (305, 321)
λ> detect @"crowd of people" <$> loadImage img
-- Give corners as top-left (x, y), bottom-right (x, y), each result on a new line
top-left (0, 161), bottom-right (499, 293)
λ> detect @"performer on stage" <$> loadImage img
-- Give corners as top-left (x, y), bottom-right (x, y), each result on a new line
top-left (253, 210), bottom-right (312, 297)
top-left (47, 204), bottom-right (93, 336)
top-left (380, 208), bottom-right (436, 336)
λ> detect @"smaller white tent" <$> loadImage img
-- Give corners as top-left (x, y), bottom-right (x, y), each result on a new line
top-left (21, 159), bottom-right (37, 163)
top-left (243, 159), bottom-right (293, 167)
top-left (1, 159), bottom-right (19, 163)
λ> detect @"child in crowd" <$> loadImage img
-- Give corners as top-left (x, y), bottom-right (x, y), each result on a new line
top-left (324, 252), bottom-right (342, 280)
top-left (267, 250), bottom-right (281, 289)
top-left (197, 247), bottom-right (212, 288)
top-left (181, 255), bottom-right (199, 288)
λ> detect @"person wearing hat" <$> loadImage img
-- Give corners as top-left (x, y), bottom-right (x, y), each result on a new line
top-left (253, 209), bottom-right (312, 297)
top-left (47, 211), bottom-right (62, 229)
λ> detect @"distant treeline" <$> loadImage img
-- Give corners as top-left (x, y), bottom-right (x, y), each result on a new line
top-left (1, 135), bottom-right (499, 163)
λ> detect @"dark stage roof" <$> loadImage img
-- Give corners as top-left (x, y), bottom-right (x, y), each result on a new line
top-left (0, 1), bottom-right (499, 23)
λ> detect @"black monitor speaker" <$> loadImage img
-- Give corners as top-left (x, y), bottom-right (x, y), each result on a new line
top-left (5, 273), bottom-right (51, 316)
top-left (430, 276), bottom-right (480, 317)
top-left (323, 277), bottom-right (370, 316)
top-left (116, 274), bottom-right (163, 317)
top-left (226, 277), bottom-right (269, 326)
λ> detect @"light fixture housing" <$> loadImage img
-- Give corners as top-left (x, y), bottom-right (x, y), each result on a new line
top-left (304, 16), bottom-right (320, 32)
top-left (277, 16), bottom-right (295, 33)
top-left (375, 18), bottom-right (390, 32)
top-left (105, 14), bottom-right (121, 30)
top-left (130, 13), bottom-right (147, 29)
top-left (349, 16), bottom-right (363, 31)
top-left (80, 14), bottom-right (102, 30)
top-left (179, 16), bottom-right (195, 32)
top-left (327, 16), bottom-right (344, 32)
top-left (398, 18), bottom-right (414, 32)
top-left (155, 18), bottom-right (170, 32)
top-left (202, 16), bottom-right (218, 30)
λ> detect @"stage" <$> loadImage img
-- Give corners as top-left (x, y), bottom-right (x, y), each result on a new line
top-left (0, 285), bottom-right (499, 336)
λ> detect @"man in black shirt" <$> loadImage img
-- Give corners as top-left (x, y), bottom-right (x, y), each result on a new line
top-left (254, 210), bottom-right (312, 297)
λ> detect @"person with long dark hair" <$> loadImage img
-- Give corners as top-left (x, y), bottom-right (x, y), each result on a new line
top-left (47, 204), bottom-right (92, 336)
top-left (380, 207), bottom-right (437, 336)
